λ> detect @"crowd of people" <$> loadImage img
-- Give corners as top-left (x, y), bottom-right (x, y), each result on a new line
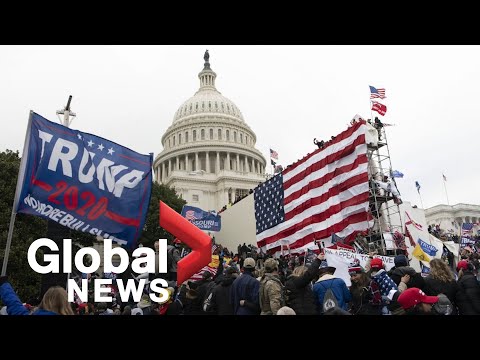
top-left (2, 236), bottom-right (480, 316)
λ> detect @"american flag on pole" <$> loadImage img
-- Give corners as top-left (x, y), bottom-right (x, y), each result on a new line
top-left (254, 121), bottom-right (372, 256)
top-left (270, 148), bottom-right (279, 160)
top-left (369, 85), bottom-right (386, 99)
top-left (371, 101), bottom-right (387, 116)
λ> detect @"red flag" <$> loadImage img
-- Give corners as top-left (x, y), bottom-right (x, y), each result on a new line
top-left (371, 101), bottom-right (387, 116)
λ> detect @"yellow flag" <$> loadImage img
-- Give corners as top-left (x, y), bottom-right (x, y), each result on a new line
top-left (208, 254), bottom-right (220, 268)
top-left (413, 244), bottom-right (430, 262)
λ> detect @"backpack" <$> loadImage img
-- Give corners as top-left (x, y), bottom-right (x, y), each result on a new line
top-left (202, 281), bottom-right (217, 312)
top-left (433, 293), bottom-right (454, 315)
top-left (322, 284), bottom-right (339, 313)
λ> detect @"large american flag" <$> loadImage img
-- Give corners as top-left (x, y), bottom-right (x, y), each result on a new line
top-left (369, 85), bottom-right (386, 99)
top-left (254, 121), bottom-right (372, 256)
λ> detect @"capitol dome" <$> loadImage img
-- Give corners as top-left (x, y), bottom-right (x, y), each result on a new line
top-left (154, 51), bottom-right (267, 212)
top-left (173, 88), bottom-right (245, 123)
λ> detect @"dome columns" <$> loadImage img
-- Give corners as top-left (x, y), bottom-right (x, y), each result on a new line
top-left (155, 150), bottom-right (265, 184)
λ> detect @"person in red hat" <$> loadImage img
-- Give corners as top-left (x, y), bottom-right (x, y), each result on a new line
top-left (397, 287), bottom-right (439, 314)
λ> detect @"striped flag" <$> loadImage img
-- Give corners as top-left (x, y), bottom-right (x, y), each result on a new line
top-left (369, 85), bottom-right (386, 99)
top-left (462, 223), bottom-right (474, 236)
top-left (187, 254), bottom-right (220, 281)
top-left (254, 121), bottom-right (372, 256)
top-left (371, 101), bottom-right (387, 116)
top-left (270, 148), bottom-right (279, 160)
top-left (405, 211), bottom-right (423, 231)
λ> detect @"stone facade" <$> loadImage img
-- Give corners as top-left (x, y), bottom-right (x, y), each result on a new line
top-left (425, 203), bottom-right (480, 234)
top-left (154, 53), bottom-right (266, 211)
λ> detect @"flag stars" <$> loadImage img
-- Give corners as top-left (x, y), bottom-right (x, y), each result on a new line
top-left (87, 140), bottom-right (95, 147)
top-left (98, 144), bottom-right (105, 151)
top-left (108, 147), bottom-right (115, 155)
top-left (77, 133), bottom-right (82, 140)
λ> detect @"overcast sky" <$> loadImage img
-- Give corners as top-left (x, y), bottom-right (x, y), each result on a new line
top-left (0, 45), bottom-right (478, 209)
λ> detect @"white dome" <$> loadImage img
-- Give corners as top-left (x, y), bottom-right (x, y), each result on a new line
top-left (173, 89), bottom-right (244, 123)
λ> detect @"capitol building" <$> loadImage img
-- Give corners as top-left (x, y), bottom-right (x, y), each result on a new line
top-left (153, 51), bottom-right (267, 211)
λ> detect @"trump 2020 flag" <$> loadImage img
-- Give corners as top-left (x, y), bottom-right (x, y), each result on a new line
top-left (16, 112), bottom-right (152, 249)
top-left (255, 120), bottom-right (372, 256)
top-left (181, 205), bottom-right (221, 231)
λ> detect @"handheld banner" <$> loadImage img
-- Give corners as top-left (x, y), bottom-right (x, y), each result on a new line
top-left (16, 112), bottom-right (152, 249)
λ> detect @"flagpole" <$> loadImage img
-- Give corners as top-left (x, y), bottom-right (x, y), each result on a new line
top-left (2, 111), bottom-right (33, 276)
top-left (442, 175), bottom-right (450, 205)
top-left (418, 190), bottom-right (424, 209)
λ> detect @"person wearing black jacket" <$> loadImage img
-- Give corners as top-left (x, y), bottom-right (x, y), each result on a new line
top-left (423, 259), bottom-right (458, 313)
top-left (284, 254), bottom-right (323, 315)
top-left (455, 260), bottom-right (480, 315)
top-left (209, 267), bottom-right (238, 315)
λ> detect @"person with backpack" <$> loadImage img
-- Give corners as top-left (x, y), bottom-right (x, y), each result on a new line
top-left (259, 258), bottom-right (286, 315)
top-left (312, 261), bottom-right (351, 314)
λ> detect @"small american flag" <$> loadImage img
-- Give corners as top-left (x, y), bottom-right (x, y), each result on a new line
top-left (270, 148), bottom-right (278, 160)
top-left (369, 85), bottom-right (386, 99)
top-left (462, 223), bottom-right (474, 235)
top-left (185, 210), bottom-right (198, 221)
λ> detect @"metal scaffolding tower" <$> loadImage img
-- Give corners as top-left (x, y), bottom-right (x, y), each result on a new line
top-left (364, 122), bottom-right (403, 255)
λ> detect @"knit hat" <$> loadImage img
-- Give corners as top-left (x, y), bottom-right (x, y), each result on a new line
top-left (318, 260), bottom-right (336, 275)
top-left (394, 255), bottom-right (409, 267)
top-left (370, 257), bottom-right (384, 270)
top-left (348, 259), bottom-right (364, 275)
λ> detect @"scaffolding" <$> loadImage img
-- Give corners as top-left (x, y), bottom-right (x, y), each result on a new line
top-left (363, 122), bottom-right (404, 255)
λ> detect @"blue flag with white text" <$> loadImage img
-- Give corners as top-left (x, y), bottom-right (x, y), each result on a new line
top-left (181, 205), bottom-right (221, 231)
top-left (16, 112), bottom-right (153, 249)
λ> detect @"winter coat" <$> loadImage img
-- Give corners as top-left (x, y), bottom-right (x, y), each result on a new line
top-left (423, 276), bottom-right (458, 309)
top-left (0, 282), bottom-right (57, 315)
top-left (284, 258), bottom-right (321, 315)
top-left (388, 266), bottom-right (426, 291)
top-left (231, 271), bottom-right (260, 315)
top-left (259, 273), bottom-right (285, 315)
top-left (210, 276), bottom-right (235, 315)
top-left (167, 245), bottom-right (181, 273)
top-left (349, 280), bottom-right (382, 315)
top-left (456, 272), bottom-right (480, 315)
top-left (313, 274), bottom-right (351, 313)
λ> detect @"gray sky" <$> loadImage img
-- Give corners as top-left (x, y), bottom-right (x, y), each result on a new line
top-left (0, 45), bottom-right (478, 209)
